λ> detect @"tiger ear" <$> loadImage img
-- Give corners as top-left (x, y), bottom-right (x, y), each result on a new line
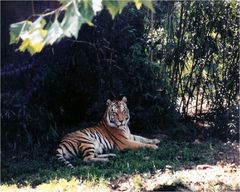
top-left (106, 99), bottom-right (112, 106)
top-left (122, 96), bottom-right (127, 103)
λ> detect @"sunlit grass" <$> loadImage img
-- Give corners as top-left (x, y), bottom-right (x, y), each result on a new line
top-left (0, 177), bottom-right (112, 192)
top-left (2, 164), bottom-right (239, 192)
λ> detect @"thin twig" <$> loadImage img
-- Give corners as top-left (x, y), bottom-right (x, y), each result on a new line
top-left (26, 1), bottom-right (72, 20)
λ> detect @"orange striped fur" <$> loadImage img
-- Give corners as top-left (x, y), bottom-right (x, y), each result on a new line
top-left (56, 97), bottom-right (160, 168)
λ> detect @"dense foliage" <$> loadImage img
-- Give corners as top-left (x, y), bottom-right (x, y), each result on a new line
top-left (1, 1), bottom-right (239, 150)
top-left (147, 1), bottom-right (239, 140)
top-left (153, 1), bottom-right (239, 112)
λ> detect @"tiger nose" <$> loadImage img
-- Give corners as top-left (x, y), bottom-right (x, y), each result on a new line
top-left (119, 119), bottom-right (123, 123)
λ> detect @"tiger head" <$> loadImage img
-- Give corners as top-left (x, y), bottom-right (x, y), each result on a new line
top-left (105, 96), bottom-right (130, 128)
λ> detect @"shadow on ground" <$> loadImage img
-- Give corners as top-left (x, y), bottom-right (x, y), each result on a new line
top-left (1, 138), bottom-right (239, 191)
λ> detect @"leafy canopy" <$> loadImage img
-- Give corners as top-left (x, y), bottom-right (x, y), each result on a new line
top-left (9, 0), bottom-right (154, 55)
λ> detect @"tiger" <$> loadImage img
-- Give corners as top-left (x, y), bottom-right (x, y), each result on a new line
top-left (56, 96), bottom-right (160, 169)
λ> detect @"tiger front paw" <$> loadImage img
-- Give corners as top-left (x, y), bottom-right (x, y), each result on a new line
top-left (152, 138), bottom-right (160, 144)
top-left (149, 144), bottom-right (158, 150)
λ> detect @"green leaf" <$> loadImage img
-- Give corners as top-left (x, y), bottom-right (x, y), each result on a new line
top-left (142, 0), bottom-right (155, 12)
top-left (30, 17), bottom-right (46, 31)
top-left (92, 0), bottom-right (103, 13)
top-left (59, 0), bottom-right (70, 6)
top-left (79, 0), bottom-right (94, 24)
top-left (45, 20), bottom-right (53, 30)
top-left (19, 39), bottom-right (30, 52)
top-left (102, 0), bottom-right (120, 19)
top-left (61, 4), bottom-right (83, 39)
top-left (9, 21), bottom-right (32, 44)
top-left (118, 0), bottom-right (130, 13)
top-left (19, 28), bottom-right (47, 55)
top-left (134, 0), bottom-right (142, 10)
top-left (19, 17), bottom-right (47, 42)
top-left (44, 20), bottom-right (63, 45)
top-left (27, 41), bottom-right (45, 55)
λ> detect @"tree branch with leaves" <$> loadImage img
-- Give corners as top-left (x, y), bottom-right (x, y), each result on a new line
top-left (9, 0), bottom-right (154, 55)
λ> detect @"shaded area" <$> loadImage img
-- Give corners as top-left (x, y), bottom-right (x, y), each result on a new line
top-left (1, 1), bottom-right (239, 151)
top-left (1, 138), bottom-right (239, 188)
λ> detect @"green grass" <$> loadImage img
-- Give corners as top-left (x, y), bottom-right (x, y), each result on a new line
top-left (1, 139), bottom-right (230, 188)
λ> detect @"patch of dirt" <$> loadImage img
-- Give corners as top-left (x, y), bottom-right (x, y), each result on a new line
top-left (111, 163), bottom-right (240, 192)
top-left (111, 141), bottom-right (240, 192)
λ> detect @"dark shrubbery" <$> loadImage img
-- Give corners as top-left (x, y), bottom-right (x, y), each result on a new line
top-left (1, 1), bottom-right (239, 150)
top-left (2, 6), bottom-right (178, 149)
top-left (41, 7), bottom-right (179, 132)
